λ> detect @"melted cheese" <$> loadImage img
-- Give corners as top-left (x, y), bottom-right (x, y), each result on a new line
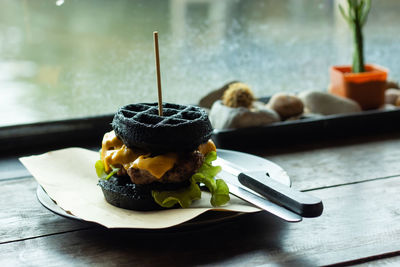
top-left (132, 153), bottom-right (178, 179)
top-left (101, 130), bottom-right (216, 179)
top-left (198, 139), bottom-right (217, 155)
top-left (101, 131), bottom-right (141, 173)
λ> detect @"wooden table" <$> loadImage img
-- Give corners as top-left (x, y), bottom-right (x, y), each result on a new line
top-left (2, 131), bottom-right (400, 266)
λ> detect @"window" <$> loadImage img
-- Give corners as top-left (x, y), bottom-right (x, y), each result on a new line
top-left (1, 0), bottom-right (399, 127)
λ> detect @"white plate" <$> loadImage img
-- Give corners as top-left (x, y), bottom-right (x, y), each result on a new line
top-left (36, 149), bottom-right (291, 228)
top-left (217, 149), bottom-right (291, 187)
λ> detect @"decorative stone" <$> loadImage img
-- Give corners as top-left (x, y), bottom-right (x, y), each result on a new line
top-left (209, 100), bottom-right (280, 129)
top-left (267, 93), bottom-right (304, 120)
top-left (298, 90), bottom-right (361, 115)
top-left (379, 104), bottom-right (397, 111)
top-left (385, 88), bottom-right (400, 105)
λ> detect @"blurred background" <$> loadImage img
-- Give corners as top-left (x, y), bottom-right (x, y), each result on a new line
top-left (1, 0), bottom-right (399, 126)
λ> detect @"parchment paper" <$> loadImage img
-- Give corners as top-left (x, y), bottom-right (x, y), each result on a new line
top-left (20, 148), bottom-right (260, 229)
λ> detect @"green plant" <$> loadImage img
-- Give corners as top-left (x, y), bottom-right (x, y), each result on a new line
top-left (339, 0), bottom-right (371, 73)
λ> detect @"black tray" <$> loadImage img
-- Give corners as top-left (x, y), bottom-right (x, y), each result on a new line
top-left (212, 108), bottom-right (400, 150)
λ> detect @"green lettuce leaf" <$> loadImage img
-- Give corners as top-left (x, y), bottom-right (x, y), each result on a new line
top-left (211, 179), bottom-right (230, 207)
top-left (152, 179), bottom-right (201, 208)
top-left (95, 160), bottom-right (119, 180)
top-left (193, 151), bottom-right (230, 207)
top-left (152, 151), bottom-right (230, 208)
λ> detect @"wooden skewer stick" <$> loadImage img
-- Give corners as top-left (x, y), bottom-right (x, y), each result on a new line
top-left (153, 31), bottom-right (163, 116)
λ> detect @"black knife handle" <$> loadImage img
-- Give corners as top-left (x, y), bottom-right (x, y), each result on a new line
top-left (238, 171), bottom-right (323, 218)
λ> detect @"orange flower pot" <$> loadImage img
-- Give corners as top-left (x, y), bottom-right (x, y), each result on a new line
top-left (329, 64), bottom-right (388, 110)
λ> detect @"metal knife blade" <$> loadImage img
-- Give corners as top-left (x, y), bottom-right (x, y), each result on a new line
top-left (219, 169), bottom-right (302, 222)
top-left (215, 157), bottom-right (323, 218)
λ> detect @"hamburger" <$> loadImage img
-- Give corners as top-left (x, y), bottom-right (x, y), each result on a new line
top-left (95, 102), bottom-right (230, 211)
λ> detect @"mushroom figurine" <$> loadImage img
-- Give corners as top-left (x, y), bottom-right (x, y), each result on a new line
top-left (209, 82), bottom-right (280, 129)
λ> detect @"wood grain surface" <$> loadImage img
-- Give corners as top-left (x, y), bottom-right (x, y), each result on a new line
top-left (2, 133), bottom-right (400, 266)
top-left (260, 133), bottom-right (400, 191)
top-left (0, 178), bottom-right (94, 244)
top-left (0, 157), bottom-right (30, 181)
top-left (1, 176), bottom-right (400, 266)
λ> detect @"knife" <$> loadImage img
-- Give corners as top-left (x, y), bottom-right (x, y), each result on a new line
top-left (215, 157), bottom-right (323, 218)
top-left (219, 169), bottom-right (302, 222)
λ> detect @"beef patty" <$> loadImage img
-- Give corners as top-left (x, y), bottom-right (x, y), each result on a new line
top-left (127, 151), bottom-right (204, 184)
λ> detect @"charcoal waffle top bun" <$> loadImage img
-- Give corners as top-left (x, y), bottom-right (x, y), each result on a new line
top-left (98, 102), bottom-right (219, 211)
top-left (112, 103), bottom-right (213, 153)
